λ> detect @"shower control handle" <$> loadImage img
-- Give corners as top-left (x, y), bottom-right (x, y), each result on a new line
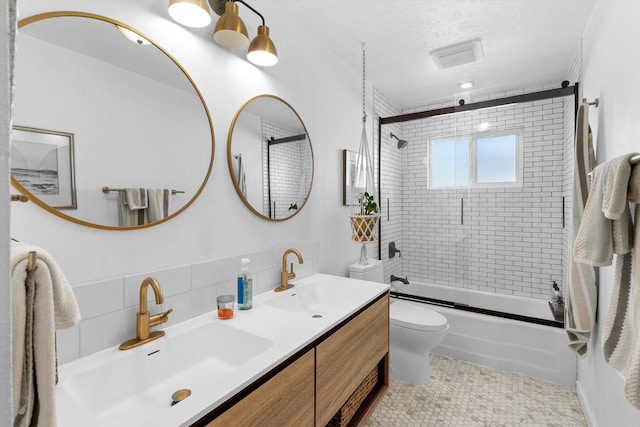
top-left (389, 242), bottom-right (402, 259)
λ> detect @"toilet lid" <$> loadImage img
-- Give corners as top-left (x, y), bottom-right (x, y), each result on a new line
top-left (390, 300), bottom-right (448, 332)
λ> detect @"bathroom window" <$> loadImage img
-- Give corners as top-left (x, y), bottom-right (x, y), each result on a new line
top-left (429, 128), bottom-right (523, 188)
top-left (430, 137), bottom-right (470, 187)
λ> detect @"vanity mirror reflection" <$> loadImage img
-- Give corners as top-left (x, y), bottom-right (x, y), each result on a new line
top-left (227, 95), bottom-right (313, 221)
top-left (12, 12), bottom-right (214, 230)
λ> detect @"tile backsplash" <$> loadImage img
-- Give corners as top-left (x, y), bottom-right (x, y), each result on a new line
top-left (58, 242), bottom-right (319, 364)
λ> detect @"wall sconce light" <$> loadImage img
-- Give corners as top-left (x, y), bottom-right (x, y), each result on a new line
top-left (213, 1), bottom-right (249, 48)
top-left (211, 0), bottom-right (278, 66)
top-left (168, 0), bottom-right (212, 28)
top-left (168, 0), bottom-right (278, 66)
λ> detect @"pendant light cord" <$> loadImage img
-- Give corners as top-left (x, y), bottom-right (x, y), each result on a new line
top-left (362, 43), bottom-right (367, 123)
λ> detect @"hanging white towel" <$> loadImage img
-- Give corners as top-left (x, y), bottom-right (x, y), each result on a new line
top-left (565, 103), bottom-right (597, 356)
top-left (573, 156), bottom-right (634, 267)
top-left (569, 155), bottom-right (636, 359)
top-left (124, 187), bottom-right (147, 209)
top-left (11, 242), bottom-right (81, 427)
top-left (147, 188), bottom-right (170, 223)
top-left (602, 163), bottom-right (640, 409)
top-left (118, 188), bottom-right (148, 226)
top-left (234, 154), bottom-right (247, 197)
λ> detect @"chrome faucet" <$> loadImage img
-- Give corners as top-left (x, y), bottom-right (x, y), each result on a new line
top-left (119, 277), bottom-right (173, 350)
top-left (275, 248), bottom-right (304, 292)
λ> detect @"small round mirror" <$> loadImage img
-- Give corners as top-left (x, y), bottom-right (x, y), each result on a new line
top-left (227, 95), bottom-right (313, 221)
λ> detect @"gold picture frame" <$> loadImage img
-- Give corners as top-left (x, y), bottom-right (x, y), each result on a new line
top-left (11, 125), bottom-right (77, 209)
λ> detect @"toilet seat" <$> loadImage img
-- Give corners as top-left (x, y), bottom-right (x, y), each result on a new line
top-left (390, 300), bottom-right (448, 332)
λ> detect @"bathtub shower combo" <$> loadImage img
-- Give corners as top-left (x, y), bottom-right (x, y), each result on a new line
top-left (376, 83), bottom-right (579, 385)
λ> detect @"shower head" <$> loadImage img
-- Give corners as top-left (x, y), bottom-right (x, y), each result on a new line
top-left (390, 132), bottom-right (408, 149)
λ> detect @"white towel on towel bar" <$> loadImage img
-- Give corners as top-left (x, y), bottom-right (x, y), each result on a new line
top-left (147, 189), bottom-right (170, 222)
top-left (118, 188), bottom-right (148, 226)
top-left (234, 154), bottom-right (246, 197)
top-left (574, 157), bottom-right (634, 267)
top-left (565, 103), bottom-right (596, 356)
top-left (602, 163), bottom-right (640, 409)
top-left (124, 187), bottom-right (147, 209)
top-left (602, 154), bottom-right (639, 219)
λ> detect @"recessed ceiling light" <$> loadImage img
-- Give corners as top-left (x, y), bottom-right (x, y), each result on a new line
top-left (459, 81), bottom-right (474, 89)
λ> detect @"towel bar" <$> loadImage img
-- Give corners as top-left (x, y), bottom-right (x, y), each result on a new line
top-left (101, 186), bottom-right (185, 195)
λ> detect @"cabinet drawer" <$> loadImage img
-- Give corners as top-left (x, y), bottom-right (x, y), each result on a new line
top-left (206, 349), bottom-right (315, 427)
top-left (315, 295), bottom-right (389, 426)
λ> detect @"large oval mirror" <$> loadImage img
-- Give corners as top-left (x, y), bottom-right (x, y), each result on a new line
top-left (12, 12), bottom-right (214, 230)
top-left (227, 95), bottom-right (314, 221)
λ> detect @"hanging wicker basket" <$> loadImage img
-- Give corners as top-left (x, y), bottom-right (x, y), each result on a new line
top-left (349, 214), bottom-right (380, 243)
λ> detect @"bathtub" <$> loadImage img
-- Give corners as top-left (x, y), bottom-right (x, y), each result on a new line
top-left (391, 282), bottom-right (577, 386)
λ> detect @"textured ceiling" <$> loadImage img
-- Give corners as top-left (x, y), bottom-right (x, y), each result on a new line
top-left (270, 0), bottom-right (597, 110)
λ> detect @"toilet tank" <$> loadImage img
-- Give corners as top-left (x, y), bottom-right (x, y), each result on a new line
top-left (349, 259), bottom-right (384, 283)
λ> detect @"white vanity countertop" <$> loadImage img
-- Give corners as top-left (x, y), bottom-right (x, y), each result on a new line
top-left (55, 273), bottom-right (389, 427)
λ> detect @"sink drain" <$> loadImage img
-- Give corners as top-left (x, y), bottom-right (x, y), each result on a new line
top-left (171, 389), bottom-right (191, 406)
top-left (312, 314), bottom-right (322, 318)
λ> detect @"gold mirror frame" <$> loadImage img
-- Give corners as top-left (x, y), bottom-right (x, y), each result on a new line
top-left (227, 94), bottom-right (314, 221)
top-left (12, 11), bottom-right (215, 230)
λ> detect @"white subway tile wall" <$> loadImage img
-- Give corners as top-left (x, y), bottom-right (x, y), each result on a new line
top-left (58, 242), bottom-right (319, 363)
top-left (376, 87), bottom-right (574, 300)
top-left (261, 120), bottom-right (311, 220)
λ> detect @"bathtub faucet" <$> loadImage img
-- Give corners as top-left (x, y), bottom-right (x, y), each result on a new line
top-left (389, 242), bottom-right (402, 259)
top-left (390, 274), bottom-right (409, 285)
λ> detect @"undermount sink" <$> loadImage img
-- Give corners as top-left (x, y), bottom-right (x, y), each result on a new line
top-left (57, 322), bottom-right (273, 427)
top-left (263, 275), bottom-right (369, 315)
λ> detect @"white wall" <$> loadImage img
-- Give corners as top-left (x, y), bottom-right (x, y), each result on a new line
top-left (577, 1), bottom-right (640, 425)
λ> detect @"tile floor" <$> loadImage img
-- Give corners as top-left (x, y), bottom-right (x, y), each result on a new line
top-left (366, 354), bottom-right (586, 427)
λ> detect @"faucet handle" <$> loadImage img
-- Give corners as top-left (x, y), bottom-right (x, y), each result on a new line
top-left (288, 262), bottom-right (296, 280)
top-left (150, 308), bottom-right (173, 326)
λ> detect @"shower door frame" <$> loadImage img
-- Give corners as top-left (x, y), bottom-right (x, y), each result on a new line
top-left (376, 82), bottom-right (579, 259)
top-left (375, 83), bottom-right (580, 326)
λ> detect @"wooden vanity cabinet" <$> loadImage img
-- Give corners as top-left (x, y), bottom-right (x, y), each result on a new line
top-left (205, 349), bottom-right (315, 427)
top-left (316, 295), bottom-right (389, 426)
top-left (196, 292), bottom-right (389, 427)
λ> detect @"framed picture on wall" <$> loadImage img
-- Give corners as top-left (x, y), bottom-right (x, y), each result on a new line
top-left (11, 125), bottom-right (77, 209)
top-left (343, 149), bottom-right (364, 206)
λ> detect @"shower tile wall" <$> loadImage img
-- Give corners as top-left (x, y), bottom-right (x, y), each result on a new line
top-left (377, 90), bottom-right (571, 300)
top-left (261, 121), bottom-right (311, 220)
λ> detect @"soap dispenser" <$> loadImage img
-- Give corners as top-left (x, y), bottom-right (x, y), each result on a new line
top-left (237, 258), bottom-right (253, 310)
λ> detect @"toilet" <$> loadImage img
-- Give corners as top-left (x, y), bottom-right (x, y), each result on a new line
top-left (349, 259), bottom-right (449, 384)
